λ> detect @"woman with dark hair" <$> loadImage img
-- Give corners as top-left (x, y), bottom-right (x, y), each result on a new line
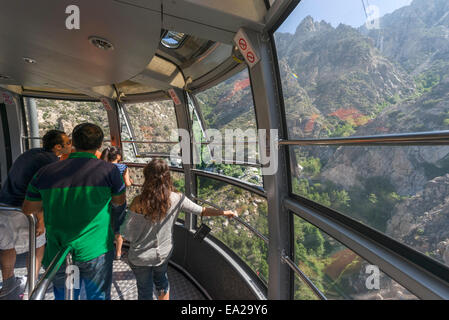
top-left (120, 158), bottom-right (237, 300)
top-left (100, 146), bottom-right (132, 260)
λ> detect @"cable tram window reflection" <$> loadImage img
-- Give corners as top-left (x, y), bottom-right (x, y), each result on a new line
top-left (197, 175), bottom-right (268, 284)
top-left (292, 214), bottom-right (417, 300)
top-left (274, 0), bottom-right (448, 139)
top-left (193, 69), bottom-right (262, 185)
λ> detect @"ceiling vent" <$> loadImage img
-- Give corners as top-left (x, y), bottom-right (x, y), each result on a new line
top-left (23, 57), bottom-right (37, 64)
top-left (89, 36), bottom-right (114, 51)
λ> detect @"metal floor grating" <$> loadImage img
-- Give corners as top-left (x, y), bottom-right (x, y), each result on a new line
top-left (0, 249), bottom-right (208, 300)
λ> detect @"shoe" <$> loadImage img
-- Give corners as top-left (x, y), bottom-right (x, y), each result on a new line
top-left (0, 276), bottom-right (26, 300)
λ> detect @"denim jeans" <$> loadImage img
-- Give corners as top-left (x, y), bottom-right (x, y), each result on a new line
top-left (52, 250), bottom-right (114, 300)
top-left (129, 260), bottom-right (169, 300)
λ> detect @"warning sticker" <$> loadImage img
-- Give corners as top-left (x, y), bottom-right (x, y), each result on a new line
top-left (233, 28), bottom-right (260, 68)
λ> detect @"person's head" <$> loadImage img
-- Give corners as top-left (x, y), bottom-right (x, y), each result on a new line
top-left (139, 158), bottom-right (173, 222)
top-left (72, 123), bottom-right (104, 152)
top-left (100, 146), bottom-right (122, 163)
top-left (42, 130), bottom-right (72, 156)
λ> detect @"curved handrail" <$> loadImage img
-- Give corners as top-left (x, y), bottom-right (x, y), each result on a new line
top-left (281, 251), bottom-right (327, 300)
top-left (0, 205), bottom-right (37, 295)
top-left (29, 246), bottom-right (73, 300)
top-left (192, 196), bottom-right (269, 245)
top-left (279, 130), bottom-right (449, 146)
top-left (191, 169), bottom-right (266, 198)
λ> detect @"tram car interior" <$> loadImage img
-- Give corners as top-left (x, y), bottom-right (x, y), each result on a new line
top-left (1, 0), bottom-right (449, 300)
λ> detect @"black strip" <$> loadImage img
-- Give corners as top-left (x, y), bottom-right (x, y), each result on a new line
top-left (22, 93), bottom-right (98, 102)
top-left (268, 0), bottom-right (301, 34)
top-left (0, 103), bottom-right (12, 171)
top-left (288, 194), bottom-right (449, 284)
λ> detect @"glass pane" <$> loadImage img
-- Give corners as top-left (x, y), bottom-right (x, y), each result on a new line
top-left (125, 166), bottom-right (186, 220)
top-left (193, 70), bottom-right (262, 184)
top-left (197, 175), bottom-right (268, 284)
top-left (25, 98), bottom-right (111, 149)
top-left (120, 100), bottom-right (180, 166)
top-left (290, 145), bottom-right (449, 268)
top-left (293, 214), bottom-right (417, 300)
top-left (274, 0), bottom-right (449, 139)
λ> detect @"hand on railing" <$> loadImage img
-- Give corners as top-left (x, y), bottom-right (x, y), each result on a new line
top-left (223, 210), bottom-right (238, 219)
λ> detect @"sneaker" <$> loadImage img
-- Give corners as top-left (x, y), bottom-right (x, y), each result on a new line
top-left (16, 276), bottom-right (27, 300)
top-left (0, 276), bottom-right (26, 300)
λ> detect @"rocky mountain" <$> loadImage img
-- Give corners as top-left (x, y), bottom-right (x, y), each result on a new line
top-left (275, 16), bottom-right (415, 139)
top-left (387, 174), bottom-right (449, 266)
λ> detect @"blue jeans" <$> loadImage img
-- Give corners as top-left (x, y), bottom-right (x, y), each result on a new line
top-left (52, 250), bottom-right (114, 300)
top-left (129, 261), bottom-right (169, 300)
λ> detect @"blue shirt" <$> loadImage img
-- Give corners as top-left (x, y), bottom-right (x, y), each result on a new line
top-left (114, 163), bottom-right (128, 176)
top-left (0, 148), bottom-right (58, 206)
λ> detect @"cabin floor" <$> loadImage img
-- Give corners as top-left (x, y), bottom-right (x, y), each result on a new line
top-left (0, 247), bottom-right (208, 300)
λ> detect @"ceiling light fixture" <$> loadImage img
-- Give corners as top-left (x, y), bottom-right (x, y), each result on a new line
top-left (88, 36), bottom-right (114, 51)
top-left (23, 57), bottom-right (37, 64)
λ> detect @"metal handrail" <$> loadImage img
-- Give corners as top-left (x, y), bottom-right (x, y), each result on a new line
top-left (121, 140), bottom-right (179, 144)
top-left (281, 251), bottom-right (327, 300)
top-left (192, 169), bottom-right (266, 198)
top-left (279, 130), bottom-right (449, 146)
top-left (29, 246), bottom-right (73, 300)
top-left (0, 205), bottom-right (37, 295)
top-left (192, 196), bottom-right (269, 245)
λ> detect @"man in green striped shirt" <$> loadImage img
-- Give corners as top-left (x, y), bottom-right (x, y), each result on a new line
top-left (23, 123), bottom-right (126, 300)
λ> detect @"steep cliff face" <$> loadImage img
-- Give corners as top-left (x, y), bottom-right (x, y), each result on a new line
top-left (363, 0), bottom-right (449, 74)
top-left (387, 174), bottom-right (449, 266)
top-left (321, 77), bottom-right (449, 196)
top-left (275, 16), bottom-right (415, 139)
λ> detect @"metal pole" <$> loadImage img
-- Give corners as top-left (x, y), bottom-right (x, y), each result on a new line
top-left (281, 252), bottom-right (327, 300)
top-left (26, 214), bottom-right (37, 296)
top-left (25, 98), bottom-right (40, 148)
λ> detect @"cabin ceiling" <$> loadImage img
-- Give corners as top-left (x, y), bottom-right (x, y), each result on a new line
top-left (0, 0), bottom-right (268, 99)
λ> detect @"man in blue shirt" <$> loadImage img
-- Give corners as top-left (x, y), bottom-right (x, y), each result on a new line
top-left (0, 130), bottom-right (71, 299)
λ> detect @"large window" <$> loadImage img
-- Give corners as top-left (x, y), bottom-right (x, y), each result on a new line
top-left (120, 100), bottom-right (179, 165)
top-left (275, 0), bottom-right (448, 139)
top-left (193, 69), bottom-right (263, 186)
top-left (293, 214), bottom-right (417, 300)
top-left (25, 98), bottom-right (111, 145)
top-left (197, 175), bottom-right (268, 284)
top-left (275, 1), bottom-right (449, 269)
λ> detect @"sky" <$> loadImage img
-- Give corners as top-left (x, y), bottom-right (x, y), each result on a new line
top-left (276, 0), bottom-right (414, 34)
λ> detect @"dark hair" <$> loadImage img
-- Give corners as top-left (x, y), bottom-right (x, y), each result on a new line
top-left (100, 146), bottom-right (121, 162)
top-left (138, 159), bottom-right (173, 222)
top-left (42, 130), bottom-right (65, 151)
top-left (72, 123), bottom-right (104, 151)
